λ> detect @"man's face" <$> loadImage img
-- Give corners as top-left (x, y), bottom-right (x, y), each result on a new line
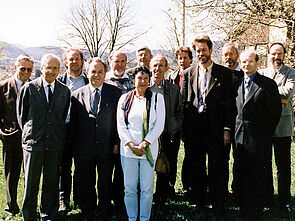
top-left (15, 60), bottom-right (33, 82)
top-left (136, 49), bottom-right (152, 67)
top-left (177, 51), bottom-right (192, 70)
top-left (110, 52), bottom-right (127, 75)
top-left (88, 62), bottom-right (106, 88)
top-left (194, 42), bottom-right (212, 65)
top-left (41, 58), bottom-right (60, 84)
top-left (269, 44), bottom-right (285, 69)
top-left (66, 51), bottom-right (83, 75)
top-left (240, 52), bottom-right (258, 76)
top-left (150, 56), bottom-right (168, 84)
top-left (222, 45), bottom-right (239, 70)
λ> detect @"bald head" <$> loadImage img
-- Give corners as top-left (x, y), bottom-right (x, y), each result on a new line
top-left (239, 50), bottom-right (259, 77)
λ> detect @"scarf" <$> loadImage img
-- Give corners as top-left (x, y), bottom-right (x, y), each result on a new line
top-left (122, 88), bottom-right (154, 167)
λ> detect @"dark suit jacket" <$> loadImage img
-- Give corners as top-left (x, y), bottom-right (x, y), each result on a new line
top-left (17, 77), bottom-right (70, 151)
top-left (150, 80), bottom-right (183, 140)
top-left (69, 83), bottom-right (121, 160)
top-left (0, 78), bottom-right (22, 144)
top-left (235, 72), bottom-right (281, 153)
top-left (181, 63), bottom-right (233, 141)
top-left (57, 72), bottom-right (89, 85)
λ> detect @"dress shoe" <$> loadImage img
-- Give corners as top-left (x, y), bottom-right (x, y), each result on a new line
top-left (191, 206), bottom-right (205, 215)
top-left (281, 204), bottom-right (292, 213)
top-left (59, 201), bottom-right (70, 212)
top-left (5, 213), bottom-right (14, 220)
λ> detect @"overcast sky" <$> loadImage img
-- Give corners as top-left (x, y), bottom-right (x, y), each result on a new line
top-left (0, 0), bottom-right (173, 49)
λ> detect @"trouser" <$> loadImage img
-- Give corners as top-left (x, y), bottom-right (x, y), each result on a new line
top-left (111, 154), bottom-right (125, 208)
top-left (22, 149), bottom-right (61, 221)
top-left (266, 136), bottom-right (291, 205)
top-left (155, 132), bottom-right (180, 201)
top-left (2, 138), bottom-right (23, 215)
top-left (234, 145), bottom-right (269, 216)
top-left (121, 156), bottom-right (155, 221)
top-left (185, 112), bottom-right (225, 214)
top-left (74, 157), bottom-right (113, 220)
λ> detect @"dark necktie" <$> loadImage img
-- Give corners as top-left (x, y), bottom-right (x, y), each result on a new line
top-left (48, 85), bottom-right (53, 104)
top-left (92, 88), bottom-right (100, 114)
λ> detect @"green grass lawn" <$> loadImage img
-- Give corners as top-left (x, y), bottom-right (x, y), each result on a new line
top-left (1, 142), bottom-right (295, 220)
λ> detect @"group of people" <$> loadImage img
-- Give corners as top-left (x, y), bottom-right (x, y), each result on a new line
top-left (0, 35), bottom-right (294, 221)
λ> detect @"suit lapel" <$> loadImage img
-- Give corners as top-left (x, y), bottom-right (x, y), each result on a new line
top-left (97, 84), bottom-right (107, 120)
top-left (36, 77), bottom-right (49, 106)
top-left (243, 74), bottom-right (260, 106)
top-left (8, 78), bottom-right (18, 100)
top-left (83, 85), bottom-right (93, 114)
top-left (275, 65), bottom-right (287, 86)
top-left (206, 63), bottom-right (218, 97)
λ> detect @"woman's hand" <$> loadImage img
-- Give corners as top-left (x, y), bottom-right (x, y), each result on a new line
top-left (127, 142), bottom-right (145, 156)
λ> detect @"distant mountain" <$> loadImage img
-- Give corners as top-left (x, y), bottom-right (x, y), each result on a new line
top-left (1, 42), bottom-right (64, 60)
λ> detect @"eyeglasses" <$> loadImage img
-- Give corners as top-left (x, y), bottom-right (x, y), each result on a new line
top-left (20, 67), bottom-right (33, 72)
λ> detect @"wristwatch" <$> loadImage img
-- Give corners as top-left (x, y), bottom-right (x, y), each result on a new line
top-left (142, 142), bottom-right (147, 148)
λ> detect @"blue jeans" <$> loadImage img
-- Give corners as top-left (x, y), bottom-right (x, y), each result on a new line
top-left (121, 156), bottom-right (155, 221)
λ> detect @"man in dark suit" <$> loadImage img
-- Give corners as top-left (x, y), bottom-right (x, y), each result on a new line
top-left (181, 36), bottom-right (232, 218)
top-left (69, 58), bottom-right (121, 221)
top-left (234, 50), bottom-right (281, 218)
top-left (221, 43), bottom-right (243, 197)
top-left (0, 55), bottom-right (34, 220)
top-left (149, 54), bottom-right (183, 206)
top-left (58, 48), bottom-right (89, 212)
top-left (17, 54), bottom-right (70, 221)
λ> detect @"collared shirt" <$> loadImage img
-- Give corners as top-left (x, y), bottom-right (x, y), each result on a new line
top-left (149, 80), bottom-right (165, 95)
top-left (42, 78), bottom-right (55, 103)
top-left (271, 65), bottom-right (283, 79)
top-left (66, 72), bottom-right (88, 93)
top-left (89, 84), bottom-right (103, 109)
top-left (15, 75), bottom-right (28, 92)
top-left (235, 63), bottom-right (241, 71)
top-left (198, 62), bottom-right (213, 89)
top-left (244, 72), bottom-right (257, 92)
top-left (105, 71), bottom-right (129, 80)
top-left (105, 71), bottom-right (133, 94)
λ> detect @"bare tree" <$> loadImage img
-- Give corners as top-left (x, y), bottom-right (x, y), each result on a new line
top-left (58, 0), bottom-right (144, 58)
top-left (185, 0), bottom-right (295, 65)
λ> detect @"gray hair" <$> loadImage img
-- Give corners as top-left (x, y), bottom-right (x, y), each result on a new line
top-left (14, 54), bottom-right (34, 66)
top-left (136, 46), bottom-right (151, 55)
top-left (222, 43), bottom-right (239, 54)
top-left (40, 54), bottom-right (61, 67)
top-left (87, 57), bottom-right (108, 72)
top-left (108, 51), bottom-right (127, 62)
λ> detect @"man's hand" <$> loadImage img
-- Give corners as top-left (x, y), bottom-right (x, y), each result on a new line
top-left (113, 145), bottom-right (119, 155)
top-left (281, 98), bottom-right (289, 104)
top-left (224, 130), bottom-right (231, 146)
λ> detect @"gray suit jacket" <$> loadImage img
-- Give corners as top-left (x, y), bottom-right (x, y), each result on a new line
top-left (17, 77), bottom-right (70, 151)
top-left (260, 64), bottom-right (295, 137)
top-left (0, 78), bottom-right (22, 144)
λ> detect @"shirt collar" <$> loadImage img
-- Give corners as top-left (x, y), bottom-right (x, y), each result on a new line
top-left (244, 72), bottom-right (257, 82)
top-left (235, 63), bottom-right (241, 71)
top-left (89, 83), bottom-right (103, 93)
top-left (106, 71), bottom-right (129, 79)
top-left (14, 75), bottom-right (25, 86)
top-left (42, 77), bottom-right (55, 90)
top-left (66, 71), bottom-right (87, 81)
